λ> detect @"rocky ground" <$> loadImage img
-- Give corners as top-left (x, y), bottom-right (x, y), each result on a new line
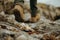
top-left (0, 11), bottom-right (60, 40)
top-left (0, 3), bottom-right (60, 40)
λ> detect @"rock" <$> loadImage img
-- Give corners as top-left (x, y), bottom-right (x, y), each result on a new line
top-left (0, 1), bottom-right (60, 40)
top-left (16, 34), bottom-right (39, 40)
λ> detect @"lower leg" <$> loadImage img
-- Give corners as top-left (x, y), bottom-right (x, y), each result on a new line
top-left (30, 0), bottom-right (40, 22)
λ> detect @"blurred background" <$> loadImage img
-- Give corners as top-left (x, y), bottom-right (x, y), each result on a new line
top-left (25, 0), bottom-right (60, 7)
top-left (38, 0), bottom-right (60, 7)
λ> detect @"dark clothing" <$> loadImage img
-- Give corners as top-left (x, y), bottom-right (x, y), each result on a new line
top-left (30, 0), bottom-right (37, 17)
top-left (14, 0), bottom-right (38, 22)
top-left (14, 0), bottom-right (37, 17)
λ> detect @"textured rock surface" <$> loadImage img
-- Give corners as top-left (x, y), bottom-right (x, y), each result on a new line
top-left (0, 10), bottom-right (60, 40)
top-left (0, 1), bottom-right (60, 40)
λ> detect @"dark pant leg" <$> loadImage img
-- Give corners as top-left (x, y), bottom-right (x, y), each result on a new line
top-left (30, 0), bottom-right (37, 17)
